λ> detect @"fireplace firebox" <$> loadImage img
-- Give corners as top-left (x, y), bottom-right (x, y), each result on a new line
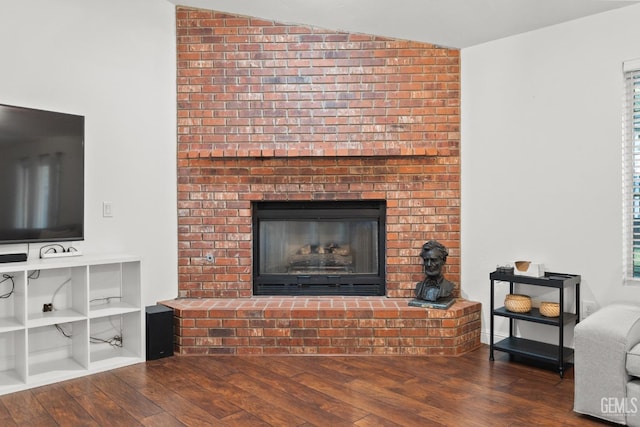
top-left (253, 201), bottom-right (386, 296)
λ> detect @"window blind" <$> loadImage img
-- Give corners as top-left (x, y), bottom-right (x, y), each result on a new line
top-left (623, 62), bottom-right (640, 283)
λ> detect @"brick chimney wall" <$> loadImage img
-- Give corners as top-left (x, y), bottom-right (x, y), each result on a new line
top-left (176, 7), bottom-right (461, 299)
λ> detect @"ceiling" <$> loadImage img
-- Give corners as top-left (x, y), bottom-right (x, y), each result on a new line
top-left (171, 0), bottom-right (639, 48)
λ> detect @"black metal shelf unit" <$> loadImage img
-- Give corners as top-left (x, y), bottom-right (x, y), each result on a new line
top-left (489, 271), bottom-right (581, 378)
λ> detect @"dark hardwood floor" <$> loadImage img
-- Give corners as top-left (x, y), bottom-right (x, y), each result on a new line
top-left (0, 345), bottom-right (606, 426)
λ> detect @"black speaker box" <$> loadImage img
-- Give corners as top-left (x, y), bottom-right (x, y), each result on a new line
top-left (146, 304), bottom-right (174, 360)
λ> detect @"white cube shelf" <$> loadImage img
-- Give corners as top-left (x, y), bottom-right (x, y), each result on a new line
top-left (0, 254), bottom-right (143, 396)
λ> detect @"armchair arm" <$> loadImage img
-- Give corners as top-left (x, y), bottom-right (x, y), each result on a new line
top-left (574, 304), bottom-right (640, 424)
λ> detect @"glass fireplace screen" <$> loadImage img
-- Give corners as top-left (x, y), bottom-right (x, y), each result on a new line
top-left (259, 219), bottom-right (378, 275)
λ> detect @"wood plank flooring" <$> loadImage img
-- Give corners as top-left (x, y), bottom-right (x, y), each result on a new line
top-left (0, 345), bottom-right (604, 426)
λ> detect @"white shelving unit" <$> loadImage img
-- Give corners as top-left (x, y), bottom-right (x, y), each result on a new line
top-left (0, 254), bottom-right (143, 395)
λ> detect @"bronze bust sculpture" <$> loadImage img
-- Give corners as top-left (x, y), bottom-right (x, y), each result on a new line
top-left (414, 240), bottom-right (454, 302)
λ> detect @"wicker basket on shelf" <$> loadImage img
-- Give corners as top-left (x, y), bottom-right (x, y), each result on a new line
top-left (540, 301), bottom-right (560, 317)
top-left (504, 294), bottom-right (532, 313)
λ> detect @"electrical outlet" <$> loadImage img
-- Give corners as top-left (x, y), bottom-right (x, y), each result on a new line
top-left (42, 303), bottom-right (53, 312)
top-left (583, 300), bottom-right (597, 319)
top-left (102, 201), bottom-right (113, 218)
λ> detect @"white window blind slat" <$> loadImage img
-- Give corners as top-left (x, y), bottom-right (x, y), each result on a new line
top-left (624, 58), bottom-right (640, 73)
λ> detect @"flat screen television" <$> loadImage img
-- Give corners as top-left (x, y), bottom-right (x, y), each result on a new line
top-left (0, 103), bottom-right (84, 244)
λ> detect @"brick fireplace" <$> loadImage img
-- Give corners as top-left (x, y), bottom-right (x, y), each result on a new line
top-left (162, 7), bottom-right (481, 355)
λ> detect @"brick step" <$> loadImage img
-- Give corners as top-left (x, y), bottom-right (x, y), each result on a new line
top-left (160, 297), bottom-right (481, 356)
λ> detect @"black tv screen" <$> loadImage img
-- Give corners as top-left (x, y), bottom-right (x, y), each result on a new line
top-left (0, 104), bottom-right (84, 244)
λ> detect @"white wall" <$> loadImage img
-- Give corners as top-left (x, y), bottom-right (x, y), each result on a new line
top-left (0, 0), bottom-right (178, 305)
top-left (462, 4), bottom-right (640, 344)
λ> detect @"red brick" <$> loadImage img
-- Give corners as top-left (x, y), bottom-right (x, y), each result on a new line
top-left (373, 310), bottom-right (400, 319)
top-left (195, 319), bottom-right (222, 328)
top-left (222, 318), bottom-right (249, 328)
top-left (263, 328), bottom-right (290, 337)
top-left (222, 337), bottom-right (249, 346)
top-left (181, 327), bottom-right (209, 337)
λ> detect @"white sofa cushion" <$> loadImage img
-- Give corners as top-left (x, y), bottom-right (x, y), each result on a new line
top-left (629, 343), bottom-right (640, 377)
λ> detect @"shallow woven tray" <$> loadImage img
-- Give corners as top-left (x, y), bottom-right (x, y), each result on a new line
top-left (504, 294), bottom-right (531, 313)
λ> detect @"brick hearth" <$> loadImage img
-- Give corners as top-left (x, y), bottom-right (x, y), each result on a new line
top-left (161, 297), bottom-right (481, 355)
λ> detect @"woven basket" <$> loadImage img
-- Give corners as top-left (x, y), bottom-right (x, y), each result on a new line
top-left (540, 301), bottom-right (560, 317)
top-left (504, 294), bottom-right (531, 313)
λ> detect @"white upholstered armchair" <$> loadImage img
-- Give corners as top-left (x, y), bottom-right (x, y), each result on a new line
top-left (574, 304), bottom-right (640, 425)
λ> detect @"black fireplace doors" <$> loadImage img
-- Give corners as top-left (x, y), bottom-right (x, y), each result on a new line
top-left (252, 201), bottom-right (386, 296)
